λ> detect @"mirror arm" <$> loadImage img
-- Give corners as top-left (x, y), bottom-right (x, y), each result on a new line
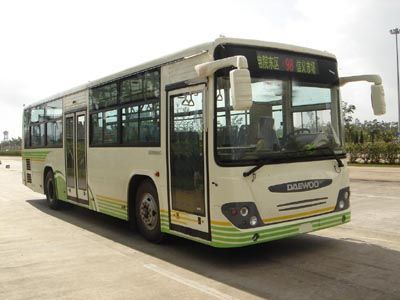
top-left (339, 74), bottom-right (382, 86)
top-left (195, 56), bottom-right (248, 77)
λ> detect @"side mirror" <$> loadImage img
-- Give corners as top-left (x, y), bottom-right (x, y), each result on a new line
top-left (371, 84), bottom-right (386, 115)
top-left (230, 69), bottom-right (252, 110)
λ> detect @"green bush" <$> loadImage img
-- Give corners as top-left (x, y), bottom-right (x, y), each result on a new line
top-left (0, 150), bottom-right (21, 156)
top-left (345, 142), bottom-right (400, 164)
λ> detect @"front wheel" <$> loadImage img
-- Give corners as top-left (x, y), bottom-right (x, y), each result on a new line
top-left (45, 171), bottom-right (60, 210)
top-left (135, 180), bottom-right (164, 243)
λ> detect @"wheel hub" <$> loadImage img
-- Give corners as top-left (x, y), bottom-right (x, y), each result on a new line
top-left (140, 193), bottom-right (158, 231)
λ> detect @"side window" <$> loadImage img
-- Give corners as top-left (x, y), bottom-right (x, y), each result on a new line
top-left (23, 109), bottom-right (31, 147)
top-left (121, 74), bottom-right (144, 103)
top-left (46, 99), bottom-right (62, 119)
top-left (90, 112), bottom-right (103, 145)
top-left (31, 125), bottom-right (41, 147)
top-left (104, 109), bottom-right (118, 144)
top-left (139, 102), bottom-right (160, 143)
top-left (90, 83), bottom-right (118, 110)
top-left (46, 120), bottom-right (63, 146)
top-left (25, 99), bottom-right (63, 148)
top-left (121, 106), bottom-right (139, 144)
top-left (31, 105), bottom-right (45, 123)
top-left (144, 70), bottom-right (160, 100)
top-left (89, 68), bottom-right (160, 147)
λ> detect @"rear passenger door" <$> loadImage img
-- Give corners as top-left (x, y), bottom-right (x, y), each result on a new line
top-left (65, 111), bottom-right (88, 204)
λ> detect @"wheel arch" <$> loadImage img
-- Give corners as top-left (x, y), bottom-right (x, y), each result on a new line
top-left (127, 173), bottom-right (157, 225)
top-left (43, 165), bottom-right (54, 193)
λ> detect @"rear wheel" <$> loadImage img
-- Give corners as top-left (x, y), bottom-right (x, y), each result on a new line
top-left (45, 171), bottom-right (60, 210)
top-left (135, 180), bottom-right (164, 243)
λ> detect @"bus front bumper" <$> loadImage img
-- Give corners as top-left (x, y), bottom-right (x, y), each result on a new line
top-left (210, 210), bottom-right (351, 248)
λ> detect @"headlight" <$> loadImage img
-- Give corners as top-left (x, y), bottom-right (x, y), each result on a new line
top-left (240, 206), bottom-right (249, 217)
top-left (249, 216), bottom-right (258, 226)
top-left (338, 199), bottom-right (345, 210)
top-left (335, 187), bottom-right (350, 211)
top-left (221, 202), bottom-right (263, 229)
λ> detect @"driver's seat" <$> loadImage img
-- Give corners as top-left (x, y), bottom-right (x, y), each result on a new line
top-left (257, 117), bottom-right (280, 150)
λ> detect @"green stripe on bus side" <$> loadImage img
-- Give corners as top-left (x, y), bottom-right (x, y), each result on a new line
top-left (23, 155), bottom-right (48, 159)
top-left (98, 207), bottom-right (127, 220)
top-left (97, 203), bottom-right (126, 216)
top-left (97, 199), bottom-right (126, 211)
top-left (96, 196), bottom-right (126, 206)
top-left (22, 151), bottom-right (49, 155)
top-left (98, 204), bottom-right (127, 218)
top-left (210, 225), bottom-right (239, 232)
top-left (97, 204), bottom-right (126, 216)
top-left (22, 152), bottom-right (49, 158)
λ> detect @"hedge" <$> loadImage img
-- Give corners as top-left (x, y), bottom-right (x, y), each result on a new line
top-left (345, 142), bottom-right (400, 164)
top-left (0, 150), bottom-right (21, 156)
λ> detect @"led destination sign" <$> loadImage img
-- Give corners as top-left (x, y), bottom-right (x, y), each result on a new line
top-left (256, 51), bottom-right (319, 75)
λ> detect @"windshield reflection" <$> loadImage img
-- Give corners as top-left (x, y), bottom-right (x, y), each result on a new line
top-left (215, 77), bottom-right (342, 164)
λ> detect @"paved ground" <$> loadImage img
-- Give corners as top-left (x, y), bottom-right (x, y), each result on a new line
top-left (0, 157), bottom-right (399, 300)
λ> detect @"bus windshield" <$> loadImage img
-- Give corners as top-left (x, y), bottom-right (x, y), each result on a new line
top-left (214, 46), bottom-right (343, 165)
top-left (215, 77), bottom-right (342, 164)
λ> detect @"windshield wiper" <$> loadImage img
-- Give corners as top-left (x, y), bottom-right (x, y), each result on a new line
top-left (243, 158), bottom-right (272, 177)
top-left (243, 147), bottom-right (344, 178)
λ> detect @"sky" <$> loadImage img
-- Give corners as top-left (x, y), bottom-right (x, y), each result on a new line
top-left (0, 0), bottom-right (399, 138)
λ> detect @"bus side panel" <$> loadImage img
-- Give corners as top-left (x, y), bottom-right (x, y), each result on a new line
top-left (87, 148), bottom-right (164, 221)
top-left (22, 149), bottom-right (65, 198)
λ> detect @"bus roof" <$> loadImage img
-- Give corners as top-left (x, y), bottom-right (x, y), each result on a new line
top-left (25, 37), bottom-right (336, 108)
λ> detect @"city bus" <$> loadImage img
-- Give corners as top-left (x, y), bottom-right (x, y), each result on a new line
top-left (22, 37), bottom-right (386, 248)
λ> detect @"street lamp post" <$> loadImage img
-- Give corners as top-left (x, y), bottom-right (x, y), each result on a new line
top-left (390, 28), bottom-right (400, 138)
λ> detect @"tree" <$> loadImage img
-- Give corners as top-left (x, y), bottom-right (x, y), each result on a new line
top-left (342, 101), bottom-right (356, 143)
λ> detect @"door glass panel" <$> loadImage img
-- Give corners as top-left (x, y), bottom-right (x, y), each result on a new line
top-left (170, 91), bottom-right (205, 216)
top-left (77, 115), bottom-right (86, 190)
top-left (65, 116), bottom-right (75, 188)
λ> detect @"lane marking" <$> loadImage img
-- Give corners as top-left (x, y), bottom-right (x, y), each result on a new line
top-left (143, 264), bottom-right (239, 300)
top-left (352, 193), bottom-right (400, 200)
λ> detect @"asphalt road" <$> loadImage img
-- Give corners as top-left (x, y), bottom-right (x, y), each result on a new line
top-left (0, 157), bottom-right (399, 300)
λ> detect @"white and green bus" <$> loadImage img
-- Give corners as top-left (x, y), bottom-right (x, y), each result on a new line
top-left (22, 37), bottom-right (386, 248)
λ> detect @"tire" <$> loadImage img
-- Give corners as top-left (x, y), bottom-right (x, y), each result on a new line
top-left (45, 171), bottom-right (60, 210)
top-left (135, 180), bottom-right (164, 243)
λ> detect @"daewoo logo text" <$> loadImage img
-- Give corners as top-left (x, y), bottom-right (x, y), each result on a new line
top-left (287, 181), bottom-right (320, 191)
top-left (268, 179), bottom-right (332, 193)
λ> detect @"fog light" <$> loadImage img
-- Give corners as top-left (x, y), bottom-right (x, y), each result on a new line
top-left (240, 206), bottom-right (249, 217)
top-left (249, 216), bottom-right (258, 226)
top-left (338, 199), bottom-right (345, 210)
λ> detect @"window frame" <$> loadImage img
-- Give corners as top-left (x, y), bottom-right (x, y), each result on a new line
top-left (24, 98), bottom-right (63, 149)
top-left (89, 68), bottom-right (161, 148)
